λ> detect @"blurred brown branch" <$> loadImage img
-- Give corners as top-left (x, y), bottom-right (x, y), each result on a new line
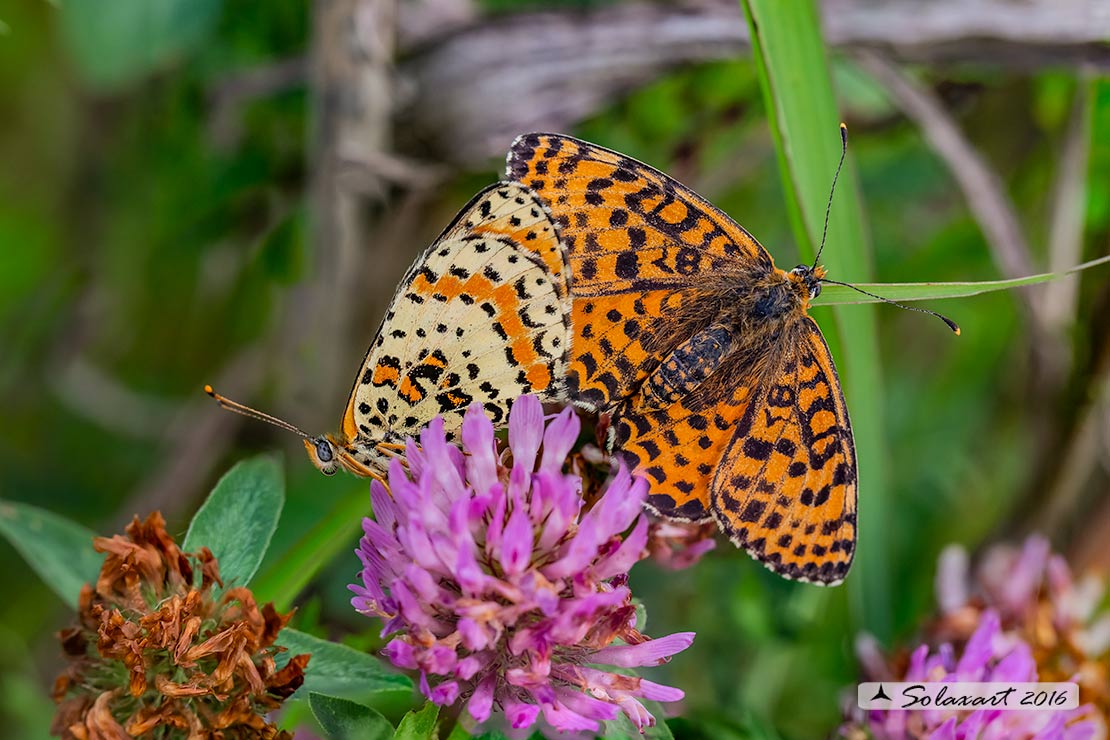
top-left (296, 0), bottom-right (397, 427)
top-left (852, 52), bottom-right (1041, 310)
top-left (52, 357), bottom-right (178, 439)
top-left (403, 0), bottom-right (1110, 165)
top-left (337, 149), bottom-right (449, 196)
top-left (121, 0), bottom-right (402, 522)
top-left (208, 0), bottom-right (1110, 165)
top-left (1038, 334), bottom-right (1110, 570)
top-left (1043, 78), bottom-right (1094, 335)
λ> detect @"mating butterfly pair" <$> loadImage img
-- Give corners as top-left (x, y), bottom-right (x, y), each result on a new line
top-left (211, 134), bottom-right (858, 585)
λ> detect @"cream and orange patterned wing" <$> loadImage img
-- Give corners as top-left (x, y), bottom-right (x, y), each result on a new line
top-left (340, 182), bottom-right (571, 461)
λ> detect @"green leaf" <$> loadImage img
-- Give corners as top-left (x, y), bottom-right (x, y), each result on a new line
top-left (445, 725), bottom-right (513, 740)
top-left (58, 0), bottom-right (223, 90)
top-left (0, 500), bottom-right (103, 609)
top-left (812, 253), bottom-right (1110, 306)
top-left (309, 692), bottom-right (393, 740)
top-left (604, 706), bottom-right (675, 740)
top-left (251, 485), bottom-right (369, 611)
top-left (444, 723), bottom-right (472, 740)
top-left (183, 456), bottom-right (284, 588)
top-left (393, 702), bottom-right (439, 740)
top-left (742, 0), bottom-right (891, 636)
top-left (277, 628), bottom-right (412, 697)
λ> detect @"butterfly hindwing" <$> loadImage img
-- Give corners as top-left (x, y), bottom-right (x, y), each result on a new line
top-left (610, 382), bottom-right (757, 524)
top-left (612, 317), bottom-right (857, 584)
top-left (342, 182), bottom-right (571, 448)
top-left (711, 318), bottom-right (857, 584)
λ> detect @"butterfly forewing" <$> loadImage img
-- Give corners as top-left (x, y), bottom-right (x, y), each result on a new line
top-left (342, 182), bottom-right (571, 452)
top-left (506, 133), bottom-right (774, 283)
top-left (507, 134), bottom-right (778, 412)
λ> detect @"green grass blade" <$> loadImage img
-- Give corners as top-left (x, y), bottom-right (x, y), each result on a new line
top-left (250, 485), bottom-right (370, 611)
top-left (813, 253), bottom-right (1110, 306)
top-left (742, 0), bottom-right (890, 635)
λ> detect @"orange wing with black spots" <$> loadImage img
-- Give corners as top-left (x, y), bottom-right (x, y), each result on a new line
top-left (507, 133), bottom-right (777, 411)
top-left (506, 132), bottom-right (859, 585)
top-left (609, 318), bottom-right (856, 584)
top-left (507, 133), bottom-right (773, 286)
top-left (710, 319), bottom-right (857, 585)
top-left (610, 382), bottom-right (758, 524)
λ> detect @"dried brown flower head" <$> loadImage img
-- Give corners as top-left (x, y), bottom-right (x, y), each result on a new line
top-left (52, 512), bottom-right (309, 740)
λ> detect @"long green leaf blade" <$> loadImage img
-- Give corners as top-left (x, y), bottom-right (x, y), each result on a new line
top-left (812, 253), bottom-right (1110, 306)
top-left (742, 0), bottom-right (891, 635)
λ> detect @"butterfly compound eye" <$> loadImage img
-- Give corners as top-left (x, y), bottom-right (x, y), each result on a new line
top-left (810, 282), bottom-right (822, 299)
top-left (315, 438), bottom-right (334, 463)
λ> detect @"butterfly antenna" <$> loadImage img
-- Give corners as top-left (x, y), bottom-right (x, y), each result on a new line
top-left (204, 385), bottom-right (311, 438)
top-left (813, 123), bottom-right (849, 269)
top-left (818, 279), bottom-right (961, 335)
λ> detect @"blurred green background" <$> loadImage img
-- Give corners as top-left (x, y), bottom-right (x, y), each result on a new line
top-left (1, 0), bottom-right (1108, 737)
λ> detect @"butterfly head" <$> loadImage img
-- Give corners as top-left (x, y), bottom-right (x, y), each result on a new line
top-left (303, 434), bottom-right (387, 479)
top-left (304, 435), bottom-right (340, 475)
top-left (788, 264), bottom-right (827, 303)
top-left (204, 385), bottom-right (389, 479)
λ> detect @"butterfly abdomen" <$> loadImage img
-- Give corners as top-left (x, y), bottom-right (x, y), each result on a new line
top-left (642, 324), bottom-right (734, 409)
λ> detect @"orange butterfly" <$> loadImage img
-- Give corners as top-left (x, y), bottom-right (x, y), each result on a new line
top-left (508, 132), bottom-right (867, 584)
